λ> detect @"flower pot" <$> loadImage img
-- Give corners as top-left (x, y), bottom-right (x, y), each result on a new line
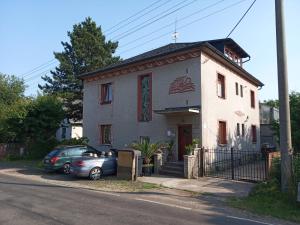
top-left (142, 164), bottom-right (153, 176)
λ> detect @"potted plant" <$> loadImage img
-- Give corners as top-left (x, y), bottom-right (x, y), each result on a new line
top-left (131, 140), bottom-right (159, 176)
top-left (185, 144), bottom-right (194, 156)
top-left (192, 138), bottom-right (200, 148)
top-left (165, 139), bottom-right (175, 161)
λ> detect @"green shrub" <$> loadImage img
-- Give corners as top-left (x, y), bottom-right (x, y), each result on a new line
top-left (292, 155), bottom-right (300, 185)
top-left (2, 154), bottom-right (24, 161)
top-left (26, 137), bottom-right (58, 159)
top-left (270, 157), bottom-right (281, 182)
top-left (58, 137), bottom-right (89, 146)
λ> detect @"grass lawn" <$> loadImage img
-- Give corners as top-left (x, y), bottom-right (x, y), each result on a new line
top-left (77, 178), bottom-right (161, 192)
top-left (228, 179), bottom-right (300, 223)
top-left (0, 158), bottom-right (43, 169)
top-left (0, 159), bottom-right (161, 192)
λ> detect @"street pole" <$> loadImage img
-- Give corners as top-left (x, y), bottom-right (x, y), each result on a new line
top-left (275, 0), bottom-right (293, 192)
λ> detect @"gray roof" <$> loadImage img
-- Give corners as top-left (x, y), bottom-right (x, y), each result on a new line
top-left (79, 38), bottom-right (263, 86)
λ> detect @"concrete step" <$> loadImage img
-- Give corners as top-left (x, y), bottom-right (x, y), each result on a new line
top-left (159, 169), bottom-right (184, 178)
top-left (164, 161), bottom-right (184, 167)
top-left (160, 164), bottom-right (184, 172)
top-left (159, 161), bottom-right (184, 178)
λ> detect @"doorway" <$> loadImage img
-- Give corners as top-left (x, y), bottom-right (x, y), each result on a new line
top-left (178, 124), bottom-right (192, 161)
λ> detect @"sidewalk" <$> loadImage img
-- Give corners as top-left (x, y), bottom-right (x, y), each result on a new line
top-left (138, 175), bottom-right (255, 197)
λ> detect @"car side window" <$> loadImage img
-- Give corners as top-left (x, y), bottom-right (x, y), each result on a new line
top-left (59, 151), bottom-right (67, 157)
top-left (68, 147), bottom-right (84, 156)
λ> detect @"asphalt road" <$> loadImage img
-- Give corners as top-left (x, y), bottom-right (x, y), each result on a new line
top-left (0, 174), bottom-right (279, 225)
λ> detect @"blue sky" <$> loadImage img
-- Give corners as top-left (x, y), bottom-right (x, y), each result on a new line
top-left (0, 0), bottom-right (299, 100)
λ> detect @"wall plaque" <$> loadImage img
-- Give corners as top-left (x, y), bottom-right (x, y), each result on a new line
top-left (169, 76), bottom-right (195, 94)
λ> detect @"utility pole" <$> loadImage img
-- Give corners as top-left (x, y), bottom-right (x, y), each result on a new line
top-left (275, 0), bottom-right (293, 192)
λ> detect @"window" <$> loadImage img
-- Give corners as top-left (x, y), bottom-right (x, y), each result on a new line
top-left (61, 127), bottom-right (66, 139)
top-left (251, 125), bottom-right (257, 143)
top-left (101, 83), bottom-right (112, 104)
top-left (218, 121), bottom-right (227, 145)
top-left (237, 123), bottom-right (240, 136)
top-left (250, 90), bottom-right (255, 108)
top-left (138, 74), bottom-right (152, 122)
top-left (242, 124), bottom-right (245, 137)
top-left (235, 82), bottom-right (239, 95)
top-left (68, 147), bottom-right (86, 156)
top-left (100, 125), bottom-right (112, 144)
top-left (217, 74), bottom-right (225, 99)
top-left (240, 85), bottom-right (243, 97)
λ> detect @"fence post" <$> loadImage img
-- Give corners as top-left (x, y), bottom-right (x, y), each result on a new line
top-left (199, 147), bottom-right (205, 177)
top-left (231, 147), bottom-right (234, 180)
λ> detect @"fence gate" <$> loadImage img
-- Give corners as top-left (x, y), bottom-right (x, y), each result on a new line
top-left (199, 147), bottom-right (267, 182)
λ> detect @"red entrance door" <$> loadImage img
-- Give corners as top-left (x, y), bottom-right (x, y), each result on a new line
top-left (178, 124), bottom-right (192, 161)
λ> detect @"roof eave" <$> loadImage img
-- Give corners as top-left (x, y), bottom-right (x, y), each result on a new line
top-left (202, 43), bottom-right (264, 87)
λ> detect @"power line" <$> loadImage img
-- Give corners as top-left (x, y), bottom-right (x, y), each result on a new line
top-left (22, 61), bottom-right (57, 78)
top-left (21, 59), bottom-right (56, 77)
top-left (106, 0), bottom-right (169, 35)
top-left (111, 0), bottom-right (197, 41)
top-left (226, 0), bottom-right (257, 38)
top-left (118, 0), bottom-right (226, 50)
top-left (24, 67), bottom-right (54, 83)
top-left (118, 0), bottom-right (247, 55)
top-left (19, 1), bottom-right (169, 78)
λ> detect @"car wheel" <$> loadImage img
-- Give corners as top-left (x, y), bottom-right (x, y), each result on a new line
top-left (63, 163), bottom-right (71, 175)
top-left (89, 167), bottom-right (102, 180)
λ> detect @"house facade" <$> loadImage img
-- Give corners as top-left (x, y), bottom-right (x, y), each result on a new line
top-left (56, 119), bottom-right (83, 141)
top-left (80, 38), bottom-right (263, 161)
top-left (259, 103), bottom-right (279, 147)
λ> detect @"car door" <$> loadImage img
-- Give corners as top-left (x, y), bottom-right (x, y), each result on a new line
top-left (68, 147), bottom-right (86, 161)
top-left (58, 150), bottom-right (69, 166)
top-left (102, 152), bottom-right (116, 175)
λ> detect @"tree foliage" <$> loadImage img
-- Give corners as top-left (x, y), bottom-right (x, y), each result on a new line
top-left (23, 95), bottom-right (65, 141)
top-left (267, 92), bottom-right (300, 152)
top-left (0, 73), bottom-right (27, 142)
top-left (39, 17), bottom-right (120, 121)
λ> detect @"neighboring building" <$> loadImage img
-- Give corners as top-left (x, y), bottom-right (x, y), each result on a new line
top-left (79, 38), bottom-right (263, 161)
top-left (259, 103), bottom-right (279, 147)
top-left (56, 119), bottom-right (83, 141)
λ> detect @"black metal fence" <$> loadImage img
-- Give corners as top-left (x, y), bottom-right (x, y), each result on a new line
top-left (200, 147), bottom-right (267, 182)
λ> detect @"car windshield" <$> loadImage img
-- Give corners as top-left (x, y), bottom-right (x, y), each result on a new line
top-left (47, 149), bottom-right (59, 157)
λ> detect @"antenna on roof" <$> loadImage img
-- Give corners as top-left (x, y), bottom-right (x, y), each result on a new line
top-left (171, 18), bottom-right (179, 43)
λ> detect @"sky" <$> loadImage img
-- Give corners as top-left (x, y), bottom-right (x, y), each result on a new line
top-left (0, 0), bottom-right (299, 100)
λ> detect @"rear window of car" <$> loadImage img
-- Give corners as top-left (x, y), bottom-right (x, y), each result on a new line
top-left (47, 150), bottom-right (59, 157)
top-left (68, 147), bottom-right (86, 156)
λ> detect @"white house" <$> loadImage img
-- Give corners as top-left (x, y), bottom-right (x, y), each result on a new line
top-left (79, 38), bottom-right (263, 161)
top-left (56, 119), bottom-right (83, 141)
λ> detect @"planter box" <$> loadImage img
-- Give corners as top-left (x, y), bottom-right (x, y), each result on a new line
top-left (142, 164), bottom-right (154, 176)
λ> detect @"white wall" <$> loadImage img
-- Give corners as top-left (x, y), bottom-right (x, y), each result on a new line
top-left (200, 52), bottom-right (260, 150)
top-left (83, 51), bottom-right (261, 152)
top-left (83, 57), bottom-right (201, 151)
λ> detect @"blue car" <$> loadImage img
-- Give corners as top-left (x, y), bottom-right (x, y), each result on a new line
top-left (43, 145), bottom-right (99, 174)
top-left (70, 150), bottom-right (117, 180)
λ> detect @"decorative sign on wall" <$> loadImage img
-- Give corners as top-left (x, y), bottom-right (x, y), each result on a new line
top-left (169, 76), bottom-right (195, 94)
top-left (235, 110), bottom-right (245, 117)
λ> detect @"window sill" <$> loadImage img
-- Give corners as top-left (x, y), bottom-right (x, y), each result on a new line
top-left (218, 143), bottom-right (228, 147)
top-left (138, 120), bottom-right (152, 123)
top-left (217, 96), bottom-right (226, 100)
top-left (100, 101), bottom-right (112, 105)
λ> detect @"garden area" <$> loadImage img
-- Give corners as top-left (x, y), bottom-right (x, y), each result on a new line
top-left (229, 153), bottom-right (300, 223)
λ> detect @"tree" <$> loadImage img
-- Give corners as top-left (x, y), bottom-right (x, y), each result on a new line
top-left (0, 73), bottom-right (27, 142)
top-left (266, 91), bottom-right (300, 152)
top-left (23, 95), bottom-right (65, 141)
top-left (39, 17), bottom-right (120, 121)
top-left (23, 95), bottom-right (65, 158)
